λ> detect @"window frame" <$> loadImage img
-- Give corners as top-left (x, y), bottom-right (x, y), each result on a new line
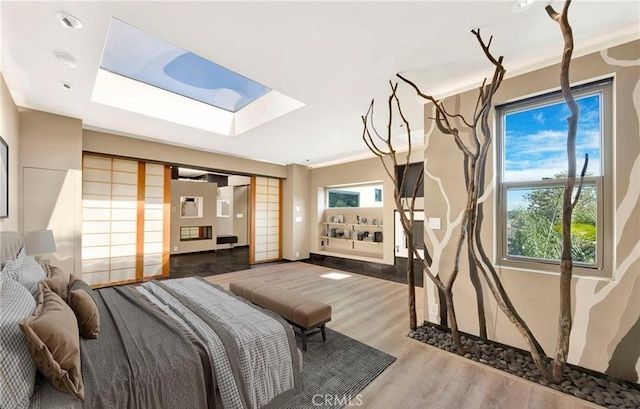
top-left (496, 78), bottom-right (613, 278)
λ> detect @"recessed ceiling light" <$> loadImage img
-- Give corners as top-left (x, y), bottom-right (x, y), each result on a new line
top-left (56, 12), bottom-right (83, 29)
top-left (60, 82), bottom-right (72, 90)
top-left (55, 54), bottom-right (77, 69)
top-left (512, 0), bottom-right (534, 12)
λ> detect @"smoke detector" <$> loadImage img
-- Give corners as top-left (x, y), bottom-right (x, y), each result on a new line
top-left (512, 0), bottom-right (534, 12)
top-left (56, 12), bottom-right (83, 29)
top-left (55, 54), bottom-right (77, 69)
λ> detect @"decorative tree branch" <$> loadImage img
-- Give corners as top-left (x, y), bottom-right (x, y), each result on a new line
top-left (362, 85), bottom-right (423, 331)
top-left (546, 0), bottom-right (583, 384)
top-left (398, 29), bottom-right (552, 378)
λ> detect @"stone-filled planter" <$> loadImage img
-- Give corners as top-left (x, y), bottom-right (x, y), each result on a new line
top-left (409, 322), bottom-right (640, 408)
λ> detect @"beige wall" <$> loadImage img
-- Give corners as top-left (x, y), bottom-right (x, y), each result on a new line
top-left (19, 109), bottom-right (82, 274)
top-left (0, 73), bottom-right (20, 231)
top-left (420, 40), bottom-right (640, 382)
top-left (170, 179), bottom-right (217, 254)
top-left (83, 130), bottom-right (288, 179)
top-left (282, 164), bottom-right (310, 261)
top-left (233, 185), bottom-right (249, 247)
top-left (309, 153), bottom-right (423, 266)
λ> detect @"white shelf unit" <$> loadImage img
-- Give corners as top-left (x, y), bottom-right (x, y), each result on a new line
top-left (317, 211), bottom-right (384, 260)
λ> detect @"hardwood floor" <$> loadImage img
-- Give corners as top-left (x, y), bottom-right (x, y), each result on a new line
top-left (205, 262), bottom-right (600, 409)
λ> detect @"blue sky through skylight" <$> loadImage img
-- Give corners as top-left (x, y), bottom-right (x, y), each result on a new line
top-left (100, 18), bottom-right (271, 113)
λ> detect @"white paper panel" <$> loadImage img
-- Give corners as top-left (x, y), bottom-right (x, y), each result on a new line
top-left (111, 233), bottom-right (136, 245)
top-left (83, 155), bottom-right (111, 170)
top-left (145, 186), bottom-right (163, 198)
top-left (82, 271), bottom-right (110, 286)
top-left (111, 198), bottom-right (138, 208)
top-left (83, 208), bottom-right (111, 221)
top-left (112, 184), bottom-right (137, 197)
top-left (143, 264), bottom-right (162, 277)
top-left (111, 244), bottom-right (136, 257)
top-left (82, 221), bottom-right (111, 234)
top-left (81, 258), bottom-right (109, 273)
top-left (82, 246), bottom-right (110, 260)
top-left (110, 256), bottom-right (136, 270)
top-left (82, 234), bottom-right (110, 247)
top-left (112, 159), bottom-right (138, 172)
top-left (83, 181), bottom-right (111, 196)
top-left (110, 268), bottom-right (136, 282)
top-left (146, 163), bottom-right (164, 176)
top-left (112, 171), bottom-right (138, 185)
top-left (83, 168), bottom-right (111, 183)
top-left (144, 253), bottom-right (162, 265)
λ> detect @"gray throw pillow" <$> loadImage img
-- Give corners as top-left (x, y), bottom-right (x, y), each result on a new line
top-left (67, 275), bottom-right (100, 339)
top-left (2, 246), bottom-right (47, 298)
top-left (0, 275), bottom-right (38, 408)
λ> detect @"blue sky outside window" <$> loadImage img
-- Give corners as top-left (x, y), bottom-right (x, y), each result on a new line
top-left (100, 18), bottom-right (271, 113)
top-left (504, 93), bottom-right (602, 183)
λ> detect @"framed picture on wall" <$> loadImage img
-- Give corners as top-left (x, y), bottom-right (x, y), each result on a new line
top-left (0, 136), bottom-right (8, 218)
top-left (180, 196), bottom-right (203, 218)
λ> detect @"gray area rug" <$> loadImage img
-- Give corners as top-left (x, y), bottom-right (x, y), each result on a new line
top-left (281, 328), bottom-right (396, 409)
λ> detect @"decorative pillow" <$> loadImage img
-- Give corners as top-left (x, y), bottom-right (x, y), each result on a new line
top-left (0, 275), bottom-right (38, 409)
top-left (68, 290), bottom-right (100, 339)
top-left (42, 266), bottom-right (71, 301)
top-left (2, 246), bottom-right (47, 298)
top-left (19, 282), bottom-right (84, 400)
top-left (67, 275), bottom-right (100, 339)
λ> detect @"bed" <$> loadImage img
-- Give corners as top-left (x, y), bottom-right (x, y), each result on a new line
top-left (0, 231), bottom-right (302, 409)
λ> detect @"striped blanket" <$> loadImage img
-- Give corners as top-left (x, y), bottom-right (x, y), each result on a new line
top-left (138, 278), bottom-right (301, 409)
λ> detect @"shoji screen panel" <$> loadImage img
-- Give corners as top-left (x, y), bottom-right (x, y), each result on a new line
top-left (251, 176), bottom-right (281, 263)
top-left (142, 163), bottom-right (167, 278)
top-left (82, 154), bottom-right (169, 287)
top-left (82, 155), bottom-right (138, 286)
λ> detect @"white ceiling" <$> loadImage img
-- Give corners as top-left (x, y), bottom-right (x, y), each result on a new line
top-left (1, 1), bottom-right (638, 168)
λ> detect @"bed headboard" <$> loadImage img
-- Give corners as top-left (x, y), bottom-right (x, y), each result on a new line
top-left (0, 231), bottom-right (24, 267)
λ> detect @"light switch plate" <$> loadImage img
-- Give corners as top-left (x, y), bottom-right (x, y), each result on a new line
top-left (428, 217), bottom-right (441, 230)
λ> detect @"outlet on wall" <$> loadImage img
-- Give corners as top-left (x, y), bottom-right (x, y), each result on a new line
top-left (430, 304), bottom-right (438, 315)
top-left (173, 246), bottom-right (178, 251)
top-left (295, 251), bottom-right (300, 258)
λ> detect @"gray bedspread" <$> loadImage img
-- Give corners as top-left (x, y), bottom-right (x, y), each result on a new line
top-left (139, 278), bottom-right (301, 409)
top-left (29, 277), bottom-right (300, 409)
top-left (80, 286), bottom-right (209, 409)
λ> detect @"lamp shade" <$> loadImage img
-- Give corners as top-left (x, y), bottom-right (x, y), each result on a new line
top-left (24, 230), bottom-right (57, 256)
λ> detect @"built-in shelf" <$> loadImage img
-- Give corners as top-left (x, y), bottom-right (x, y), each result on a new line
top-left (318, 209), bottom-right (384, 261)
top-left (180, 225), bottom-right (213, 241)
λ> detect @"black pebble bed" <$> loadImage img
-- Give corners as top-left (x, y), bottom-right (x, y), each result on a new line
top-left (409, 324), bottom-right (640, 409)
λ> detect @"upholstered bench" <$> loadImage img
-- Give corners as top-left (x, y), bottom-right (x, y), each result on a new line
top-left (230, 280), bottom-right (332, 351)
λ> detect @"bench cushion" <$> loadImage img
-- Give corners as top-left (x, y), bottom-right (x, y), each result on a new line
top-left (230, 280), bottom-right (331, 329)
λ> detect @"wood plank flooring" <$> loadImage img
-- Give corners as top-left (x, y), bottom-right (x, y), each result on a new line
top-left (205, 262), bottom-right (600, 409)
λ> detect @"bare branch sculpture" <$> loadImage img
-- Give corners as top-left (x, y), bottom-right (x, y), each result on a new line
top-left (396, 29), bottom-right (551, 375)
top-left (362, 85), bottom-right (424, 332)
top-left (545, 0), bottom-right (585, 383)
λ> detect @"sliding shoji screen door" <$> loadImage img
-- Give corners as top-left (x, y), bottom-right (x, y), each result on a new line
top-left (81, 154), bottom-right (169, 287)
top-left (251, 176), bottom-right (282, 263)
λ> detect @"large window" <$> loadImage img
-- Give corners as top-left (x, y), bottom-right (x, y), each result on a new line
top-left (496, 79), bottom-right (612, 276)
top-left (326, 183), bottom-right (383, 208)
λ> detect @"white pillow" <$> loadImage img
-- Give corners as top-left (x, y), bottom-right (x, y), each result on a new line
top-left (0, 275), bottom-right (38, 408)
top-left (1, 247), bottom-right (47, 299)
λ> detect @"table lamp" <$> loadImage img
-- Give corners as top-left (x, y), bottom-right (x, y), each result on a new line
top-left (24, 229), bottom-right (57, 267)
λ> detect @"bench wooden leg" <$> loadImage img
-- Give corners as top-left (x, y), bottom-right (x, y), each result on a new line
top-left (321, 324), bottom-right (327, 342)
top-left (301, 328), bottom-right (308, 351)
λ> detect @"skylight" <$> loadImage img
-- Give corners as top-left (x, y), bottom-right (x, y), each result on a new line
top-left (92, 18), bottom-right (304, 136)
top-left (101, 19), bottom-right (270, 113)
